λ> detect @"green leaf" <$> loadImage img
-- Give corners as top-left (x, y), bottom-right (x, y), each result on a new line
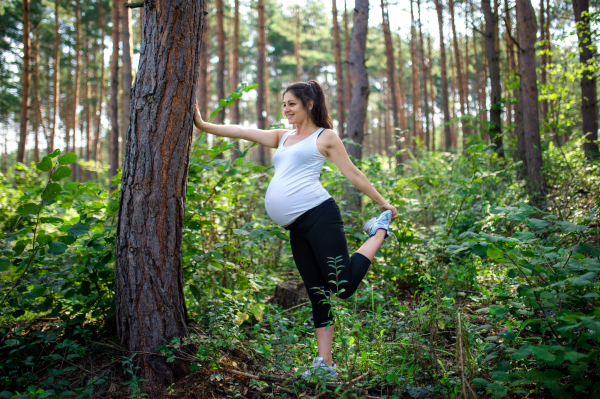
top-left (472, 378), bottom-right (489, 386)
top-left (528, 218), bottom-right (549, 230)
top-left (511, 344), bottom-right (532, 360)
top-left (190, 285), bottom-right (202, 303)
top-left (472, 243), bottom-right (488, 256)
top-left (232, 229), bottom-right (249, 237)
top-left (51, 166), bottom-right (72, 181)
top-left (487, 245), bottom-right (504, 260)
top-left (48, 241), bottom-right (68, 255)
top-left (17, 203), bottom-right (39, 216)
top-left (556, 221), bottom-right (587, 232)
top-left (385, 373), bottom-right (398, 383)
top-left (58, 152), bottom-right (77, 165)
top-left (41, 183), bottom-right (62, 203)
top-left (48, 149), bottom-right (61, 158)
top-left (67, 222), bottom-right (89, 238)
top-left (499, 329), bottom-right (516, 340)
top-left (249, 228), bottom-right (265, 239)
top-left (531, 346), bottom-right (556, 363)
top-left (36, 156), bottom-right (53, 171)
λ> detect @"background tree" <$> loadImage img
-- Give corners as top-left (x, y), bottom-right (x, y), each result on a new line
top-left (121, 0), bottom-right (134, 160)
top-left (256, 0), bottom-right (267, 166)
top-left (332, 0), bottom-right (345, 138)
top-left (572, 0), bottom-right (599, 159)
top-left (109, 0), bottom-right (120, 190)
top-left (17, 0), bottom-right (30, 164)
top-left (115, 0), bottom-right (206, 385)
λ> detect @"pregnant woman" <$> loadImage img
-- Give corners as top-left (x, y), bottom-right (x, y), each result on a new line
top-left (193, 80), bottom-right (397, 378)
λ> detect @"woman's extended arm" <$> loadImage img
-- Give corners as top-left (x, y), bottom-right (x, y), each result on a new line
top-left (318, 130), bottom-right (398, 219)
top-left (194, 103), bottom-right (285, 148)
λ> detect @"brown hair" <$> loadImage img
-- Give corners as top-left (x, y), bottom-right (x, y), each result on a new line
top-left (283, 80), bottom-right (333, 129)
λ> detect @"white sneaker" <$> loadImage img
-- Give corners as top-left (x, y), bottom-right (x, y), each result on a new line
top-left (362, 210), bottom-right (393, 238)
top-left (301, 357), bottom-right (337, 380)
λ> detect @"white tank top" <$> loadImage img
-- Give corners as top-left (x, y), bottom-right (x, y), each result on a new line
top-left (264, 128), bottom-right (332, 226)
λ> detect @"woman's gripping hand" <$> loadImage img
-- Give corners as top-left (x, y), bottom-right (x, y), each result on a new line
top-left (381, 202), bottom-right (398, 220)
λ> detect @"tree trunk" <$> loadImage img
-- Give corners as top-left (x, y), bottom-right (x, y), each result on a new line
top-left (256, 0), bottom-right (267, 166)
top-left (417, 0), bottom-right (430, 151)
top-left (450, 51), bottom-right (458, 149)
top-left (482, 0), bottom-right (504, 157)
top-left (31, 28), bottom-right (44, 164)
top-left (215, 0), bottom-right (225, 124)
top-left (434, 0), bottom-right (451, 152)
top-left (17, 0), bottom-right (30, 164)
top-left (197, 1), bottom-right (209, 119)
top-left (115, 0), bottom-right (205, 385)
top-left (504, 0), bottom-right (516, 131)
top-left (65, 49), bottom-right (72, 154)
top-left (539, 0), bottom-right (547, 120)
top-left (85, 40), bottom-right (93, 181)
top-left (72, 0), bottom-right (82, 179)
top-left (294, 7), bottom-right (301, 82)
top-left (95, 0), bottom-right (106, 178)
top-left (449, 0), bottom-right (469, 148)
top-left (333, 0), bottom-right (345, 138)
top-left (380, 0), bottom-right (402, 163)
top-left (230, 0), bottom-right (240, 160)
top-left (121, 0), bottom-right (133, 162)
top-left (343, 0), bottom-right (352, 118)
top-left (427, 36), bottom-right (436, 152)
top-left (50, 0), bottom-right (60, 154)
top-left (409, 0), bottom-right (421, 149)
top-left (572, 0), bottom-right (599, 159)
top-left (517, 0), bottom-right (545, 204)
top-left (109, 0), bottom-right (120, 191)
top-left (397, 38), bottom-right (408, 134)
top-left (345, 0), bottom-right (369, 212)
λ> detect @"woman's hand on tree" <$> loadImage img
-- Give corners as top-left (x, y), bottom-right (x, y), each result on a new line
top-left (193, 103), bottom-right (205, 130)
top-left (381, 203), bottom-right (398, 220)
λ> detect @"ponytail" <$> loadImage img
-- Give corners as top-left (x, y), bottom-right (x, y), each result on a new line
top-left (283, 80), bottom-right (333, 129)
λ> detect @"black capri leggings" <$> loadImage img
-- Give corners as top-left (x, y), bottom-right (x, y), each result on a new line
top-left (285, 198), bottom-right (371, 328)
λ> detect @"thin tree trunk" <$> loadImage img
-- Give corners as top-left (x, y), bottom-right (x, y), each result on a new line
top-left (50, 0), bottom-right (60, 154)
top-left (215, 0), bottom-right (225, 124)
top-left (95, 0), bottom-right (106, 178)
top-left (539, 0), bottom-right (547, 120)
top-left (344, 0), bottom-right (352, 118)
top-left (572, 0), bottom-right (599, 159)
top-left (482, 0), bottom-right (504, 157)
top-left (198, 1), bottom-right (210, 119)
top-left (434, 0), bottom-right (451, 151)
top-left (294, 7), bottom-right (301, 82)
top-left (230, 0), bottom-right (240, 160)
top-left (417, 0), bottom-right (430, 151)
top-left (17, 0), bottom-right (30, 164)
top-left (256, 0), bottom-right (267, 166)
top-left (121, 0), bottom-right (133, 162)
top-left (115, 0), bottom-right (205, 385)
top-left (427, 35), bottom-right (436, 152)
top-left (449, 0), bottom-right (469, 148)
top-left (504, 0), bottom-right (516, 131)
top-left (450, 50), bottom-right (458, 149)
top-left (383, 81), bottom-right (390, 156)
top-left (517, 0), bottom-right (545, 204)
top-left (65, 49), bottom-right (72, 154)
top-left (345, 0), bottom-right (370, 212)
top-left (333, 0), bottom-right (345, 138)
top-left (85, 39), bottom-right (93, 181)
top-left (410, 0), bottom-right (421, 149)
top-left (109, 0), bottom-right (120, 191)
top-left (397, 37), bottom-right (408, 133)
top-left (31, 28), bottom-right (44, 163)
top-left (381, 0), bottom-right (402, 163)
top-left (72, 0), bottom-right (82, 177)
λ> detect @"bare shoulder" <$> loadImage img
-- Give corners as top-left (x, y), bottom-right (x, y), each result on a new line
top-left (318, 129), bottom-right (342, 147)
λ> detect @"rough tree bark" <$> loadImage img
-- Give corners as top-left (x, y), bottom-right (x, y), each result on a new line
top-left (50, 0), bottom-right (60, 154)
top-left (409, 0), bottom-right (421, 148)
top-left (417, 0), bottom-right (430, 151)
top-left (449, 0), bottom-right (469, 147)
top-left (17, 0), bottom-right (30, 164)
top-left (504, 0), bottom-right (516, 130)
top-left (115, 0), bottom-right (206, 386)
top-left (482, 0), bottom-right (504, 157)
top-left (517, 0), bottom-right (545, 204)
top-left (572, 0), bottom-right (599, 159)
top-left (345, 0), bottom-right (369, 212)
top-left (380, 0), bottom-right (402, 163)
top-left (121, 0), bottom-right (134, 160)
top-left (256, 0), bottom-right (267, 166)
top-left (197, 1), bottom-right (209, 119)
top-left (109, 0), bottom-right (120, 191)
top-left (434, 0), bottom-right (451, 151)
top-left (333, 0), bottom-right (345, 138)
top-left (539, 0), bottom-right (547, 120)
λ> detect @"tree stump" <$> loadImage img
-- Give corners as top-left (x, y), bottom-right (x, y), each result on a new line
top-left (270, 280), bottom-right (308, 309)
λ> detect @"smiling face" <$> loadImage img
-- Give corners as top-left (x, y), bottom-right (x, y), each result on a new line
top-left (282, 92), bottom-right (312, 126)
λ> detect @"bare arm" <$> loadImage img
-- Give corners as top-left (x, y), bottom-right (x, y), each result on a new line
top-left (194, 103), bottom-right (285, 148)
top-left (318, 130), bottom-right (398, 219)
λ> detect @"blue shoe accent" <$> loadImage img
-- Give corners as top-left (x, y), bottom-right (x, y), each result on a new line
top-left (301, 356), bottom-right (337, 380)
top-left (362, 210), bottom-right (392, 238)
